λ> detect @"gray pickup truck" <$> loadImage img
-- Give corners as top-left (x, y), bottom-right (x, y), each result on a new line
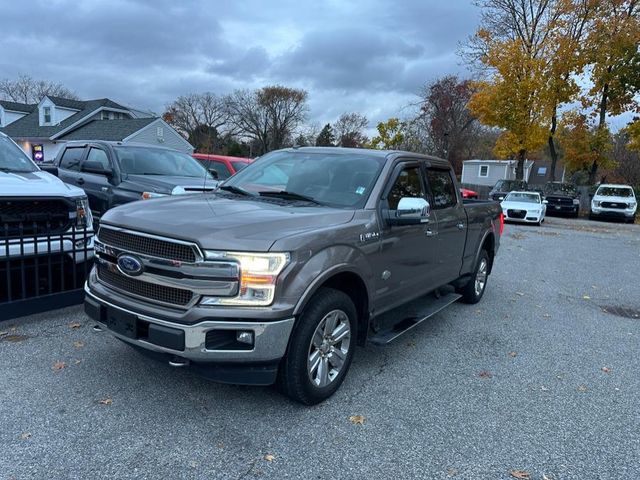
top-left (84, 147), bottom-right (503, 404)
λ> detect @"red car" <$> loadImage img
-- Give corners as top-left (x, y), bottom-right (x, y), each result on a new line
top-left (192, 154), bottom-right (253, 180)
top-left (460, 187), bottom-right (479, 199)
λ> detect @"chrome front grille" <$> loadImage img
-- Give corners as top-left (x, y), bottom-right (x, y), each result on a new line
top-left (97, 227), bottom-right (198, 262)
top-left (97, 264), bottom-right (194, 307)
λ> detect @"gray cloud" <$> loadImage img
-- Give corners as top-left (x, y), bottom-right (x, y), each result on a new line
top-left (0, 0), bottom-right (480, 123)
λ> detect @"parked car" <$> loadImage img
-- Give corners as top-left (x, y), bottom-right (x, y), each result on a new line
top-left (589, 184), bottom-right (637, 223)
top-left (54, 141), bottom-right (217, 221)
top-left (85, 146), bottom-right (503, 404)
top-left (1, 132), bottom-right (93, 300)
top-left (192, 154), bottom-right (253, 180)
top-left (460, 187), bottom-right (479, 199)
top-left (489, 179), bottom-right (528, 201)
top-left (501, 191), bottom-right (547, 225)
top-left (543, 182), bottom-right (580, 217)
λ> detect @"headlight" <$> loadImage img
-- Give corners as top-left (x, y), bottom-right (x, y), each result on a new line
top-left (141, 191), bottom-right (168, 200)
top-left (573, 199), bottom-right (580, 205)
top-left (200, 251), bottom-right (290, 306)
top-left (73, 197), bottom-right (93, 229)
top-left (629, 202), bottom-right (637, 209)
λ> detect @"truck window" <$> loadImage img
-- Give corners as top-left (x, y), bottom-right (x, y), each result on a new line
top-left (86, 148), bottom-right (111, 170)
top-left (210, 160), bottom-right (232, 179)
top-left (426, 169), bottom-right (457, 209)
top-left (387, 166), bottom-right (426, 210)
top-left (60, 147), bottom-right (84, 171)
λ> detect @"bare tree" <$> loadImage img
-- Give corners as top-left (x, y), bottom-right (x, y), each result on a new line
top-left (0, 74), bottom-right (78, 103)
top-left (225, 86), bottom-right (309, 154)
top-left (334, 112), bottom-right (369, 147)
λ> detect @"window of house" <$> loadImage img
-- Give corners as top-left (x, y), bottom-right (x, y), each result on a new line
top-left (426, 169), bottom-right (458, 209)
top-left (101, 111), bottom-right (109, 120)
top-left (537, 167), bottom-right (547, 176)
top-left (479, 165), bottom-right (489, 177)
top-left (43, 107), bottom-right (52, 124)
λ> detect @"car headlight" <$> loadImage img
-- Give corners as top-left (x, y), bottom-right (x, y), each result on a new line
top-left (73, 197), bottom-right (93, 229)
top-left (573, 199), bottom-right (580, 205)
top-left (628, 202), bottom-right (636, 209)
top-left (200, 251), bottom-right (290, 306)
top-left (141, 191), bottom-right (168, 200)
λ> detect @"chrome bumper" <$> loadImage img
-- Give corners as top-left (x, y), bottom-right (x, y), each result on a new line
top-left (85, 284), bottom-right (295, 363)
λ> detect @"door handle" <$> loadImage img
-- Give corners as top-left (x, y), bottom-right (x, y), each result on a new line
top-left (456, 222), bottom-right (465, 230)
top-left (76, 177), bottom-right (85, 185)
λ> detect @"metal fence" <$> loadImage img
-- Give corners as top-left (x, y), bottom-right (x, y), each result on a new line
top-left (1, 223), bottom-right (94, 322)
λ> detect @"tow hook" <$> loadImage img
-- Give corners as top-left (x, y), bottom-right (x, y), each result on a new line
top-left (168, 356), bottom-right (190, 367)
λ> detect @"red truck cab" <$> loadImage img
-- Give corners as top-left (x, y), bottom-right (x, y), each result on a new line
top-left (192, 154), bottom-right (253, 180)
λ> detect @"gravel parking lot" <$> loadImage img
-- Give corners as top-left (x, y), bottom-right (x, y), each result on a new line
top-left (1, 216), bottom-right (639, 480)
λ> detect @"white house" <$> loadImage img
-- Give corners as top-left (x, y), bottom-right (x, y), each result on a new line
top-left (461, 159), bottom-right (535, 186)
top-left (0, 96), bottom-right (193, 162)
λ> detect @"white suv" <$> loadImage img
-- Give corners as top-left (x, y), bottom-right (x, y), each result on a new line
top-left (590, 184), bottom-right (637, 223)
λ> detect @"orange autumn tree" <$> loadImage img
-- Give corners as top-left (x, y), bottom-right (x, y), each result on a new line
top-left (557, 110), bottom-right (614, 173)
top-left (468, 34), bottom-right (550, 180)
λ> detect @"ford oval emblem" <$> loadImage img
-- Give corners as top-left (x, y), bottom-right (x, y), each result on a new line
top-left (117, 254), bottom-right (143, 277)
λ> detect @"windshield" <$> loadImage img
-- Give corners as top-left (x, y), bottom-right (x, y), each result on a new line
top-left (223, 151), bottom-right (386, 208)
top-left (505, 192), bottom-right (540, 203)
top-left (115, 146), bottom-right (211, 178)
top-left (0, 136), bottom-right (38, 173)
top-left (494, 180), bottom-right (525, 191)
top-left (232, 161), bottom-right (249, 172)
top-left (596, 186), bottom-right (633, 197)
top-left (544, 182), bottom-right (577, 195)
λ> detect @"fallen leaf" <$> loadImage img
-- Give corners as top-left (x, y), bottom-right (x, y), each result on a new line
top-left (508, 351), bottom-right (517, 357)
top-left (69, 322), bottom-right (81, 329)
top-left (478, 371), bottom-right (493, 379)
top-left (577, 385), bottom-right (588, 392)
top-left (543, 314), bottom-right (551, 318)
top-left (349, 415), bottom-right (366, 425)
top-left (73, 359), bottom-right (82, 365)
top-left (541, 386), bottom-right (549, 392)
top-left (601, 367), bottom-right (611, 373)
top-left (2, 334), bottom-right (29, 342)
top-left (0, 331), bottom-right (7, 336)
top-left (52, 361), bottom-right (67, 371)
top-left (264, 454), bottom-right (275, 462)
top-left (582, 295), bottom-right (591, 300)
top-left (99, 398), bottom-right (113, 405)
top-left (510, 470), bottom-right (530, 479)
top-left (216, 442), bottom-right (224, 448)
top-left (515, 292), bottom-right (525, 296)
top-left (447, 467), bottom-right (458, 477)
top-left (73, 341), bottom-right (84, 348)
top-left (543, 475), bottom-right (553, 480)
top-left (189, 460), bottom-right (198, 469)
top-left (20, 432), bottom-right (31, 440)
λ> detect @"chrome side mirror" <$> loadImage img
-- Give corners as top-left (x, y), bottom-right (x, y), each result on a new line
top-left (390, 197), bottom-right (430, 225)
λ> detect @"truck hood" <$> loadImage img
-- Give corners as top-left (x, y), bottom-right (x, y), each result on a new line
top-left (101, 193), bottom-right (356, 251)
top-left (120, 174), bottom-right (218, 194)
top-left (0, 170), bottom-right (85, 197)
top-left (593, 194), bottom-right (635, 204)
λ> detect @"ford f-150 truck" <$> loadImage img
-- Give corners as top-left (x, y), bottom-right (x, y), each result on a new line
top-left (84, 147), bottom-right (503, 404)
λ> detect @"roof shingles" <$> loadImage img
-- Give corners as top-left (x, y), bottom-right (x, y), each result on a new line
top-left (58, 118), bottom-right (157, 141)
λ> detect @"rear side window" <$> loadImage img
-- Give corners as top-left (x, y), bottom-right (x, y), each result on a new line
top-left (59, 147), bottom-right (84, 171)
top-left (209, 160), bottom-right (232, 179)
top-left (426, 169), bottom-right (457, 209)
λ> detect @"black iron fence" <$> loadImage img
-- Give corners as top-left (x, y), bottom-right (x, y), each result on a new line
top-left (1, 223), bottom-right (94, 321)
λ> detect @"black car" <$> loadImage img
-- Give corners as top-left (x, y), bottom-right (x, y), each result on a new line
top-left (543, 182), bottom-right (580, 217)
top-left (489, 179), bottom-right (528, 201)
top-left (53, 141), bottom-right (217, 220)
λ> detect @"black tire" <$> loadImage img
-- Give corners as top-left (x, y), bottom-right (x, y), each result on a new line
top-left (277, 288), bottom-right (357, 405)
top-left (457, 250), bottom-right (490, 304)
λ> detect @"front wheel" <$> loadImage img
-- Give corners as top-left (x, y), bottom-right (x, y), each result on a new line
top-left (277, 288), bottom-right (357, 405)
top-left (457, 250), bottom-right (490, 304)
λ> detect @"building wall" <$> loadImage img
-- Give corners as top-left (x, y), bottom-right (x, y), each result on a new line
top-left (18, 140), bottom-right (65, 162)
top-left (461, 162), bottom-right (510, 187)
top-left (125, 119), bottom-right (194, 153)
top-left (56, 106), bottom-right (78, 123)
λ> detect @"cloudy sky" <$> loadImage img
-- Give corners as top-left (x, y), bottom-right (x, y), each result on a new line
top-left (0, 0), bottom-right (480, 127)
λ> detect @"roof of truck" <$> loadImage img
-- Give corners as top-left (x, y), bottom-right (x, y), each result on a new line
top-left (281, 146), bottom-right (451, 167)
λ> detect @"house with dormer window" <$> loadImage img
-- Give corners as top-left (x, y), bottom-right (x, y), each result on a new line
top-left (0, 96), bottom-right (193, 161)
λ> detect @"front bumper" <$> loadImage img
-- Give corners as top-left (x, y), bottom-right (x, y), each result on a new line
top-left (547, 203), bottom-right (579, 214)
top-left (590, 207), bottom-right (636, 219)
top-left (503, 210), bottom-right (544, 223)
top-left (84, 283), bottom-right (295, 384)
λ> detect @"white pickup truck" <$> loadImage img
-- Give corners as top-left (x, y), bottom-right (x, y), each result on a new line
top-left (0, 132), bottom-right (94, 267)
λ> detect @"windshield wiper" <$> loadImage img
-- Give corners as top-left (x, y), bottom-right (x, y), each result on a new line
top-left (257, 190), bottom-right (321, 204)
top-left (218, 184), bottom-right (254, 196)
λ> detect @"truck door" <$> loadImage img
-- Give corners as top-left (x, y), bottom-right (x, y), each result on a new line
top-left (79, 146), bottom-right (115, 218)
top-left (56, 146), bottom-right (86, 187)
top-left (373, 163), bottom-right (440, 313)
top-left (424, 167), bottom-right (467, 283)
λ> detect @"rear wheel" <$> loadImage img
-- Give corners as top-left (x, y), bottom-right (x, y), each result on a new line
top-left (277, 288), bottom-right (357, 405)
top-left (457, 250), bottom-right (489, 304)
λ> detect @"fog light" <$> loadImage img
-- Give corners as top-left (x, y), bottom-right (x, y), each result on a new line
top-left (237, 331), bottom-right (254, 345)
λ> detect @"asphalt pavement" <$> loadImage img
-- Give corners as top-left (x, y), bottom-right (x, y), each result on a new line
top-left (1, 216), bottom-right (639, 480)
